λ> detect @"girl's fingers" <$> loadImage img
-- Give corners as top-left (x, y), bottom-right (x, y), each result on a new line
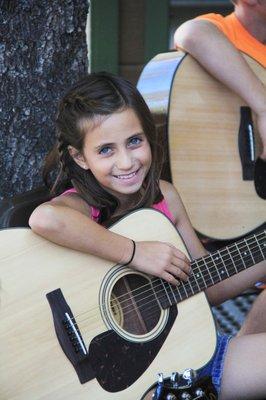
top-left (172, 255), bottom-right (191, 275)
top-left (174, 251), bottom-right (190, 266)
top-left (166, 242), bottom-right (191, 265)
top-left (167, 264), bottom-right (189, 282)
top-left (161, 271), bottom-right (179, 286)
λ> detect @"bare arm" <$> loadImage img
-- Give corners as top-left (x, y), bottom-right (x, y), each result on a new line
top-left (29, 194), bottom-right (191, 285)
top-left (29, 196), bottom-right (133, 265)
top-left (160, 180), bottom-right (207, 260)
top-left (174, 19), bottom-right (266, 158)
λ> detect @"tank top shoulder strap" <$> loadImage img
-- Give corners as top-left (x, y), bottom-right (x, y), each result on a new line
top-left (59, 188), bottom-right (100, 222)
top-left (152, 198), bottom-right (175, 223)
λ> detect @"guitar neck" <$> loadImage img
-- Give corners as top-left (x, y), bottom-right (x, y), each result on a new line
top-left (152, 230), bottom-right (266, 309)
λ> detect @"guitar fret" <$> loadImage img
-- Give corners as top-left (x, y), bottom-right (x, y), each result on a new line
top-left (252, 236), bottom-right (265, 264)
top-left (242, 238), bottom-right (257, 268)
top-left (255, 239), bottom-right (265, 263)
top-left (206, 254), bottom-right (224, 283)
top-left (262, 238), bottom-right (266, 259)
top-left (190, 269), bottom-right (201, 293)
top-left (159, 279), bottom-right (173, 309)
top-left (186, 275), bottom-right (196, 296)
top-left (209, 253), bottom-right (222, 281)
top-left (227, 247), bottom-right (238, 274)
top-left (254, 236), bottom-right (265, 260)
top-left (181, 282), bottom-right (189, 298)
top-left (177, 283), bottom-right (189, 301)
top-left (168, 282), bottom-right (178, 303)
top-left (201, 256), bottom-right (220, 287)
top-left (193, 259), bottom-right (207, 291)
top-left (234, 242), bottom-right (245, 268)
top-left (164, 280), bottom-right (179, 306)
top-left (172, 286), bottom-right (182, 303)
top-left (202, 257), bottom-right (215, 285)
top-left (210, 251), bottom-right (230, 283)
top-left (162, 280), bottom-right (173, 306)
top-left (219, 249), bottom-right (234, 278)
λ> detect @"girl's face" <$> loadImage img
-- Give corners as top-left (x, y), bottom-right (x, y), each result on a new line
top-left (70, 108), bottom-right (152, 203)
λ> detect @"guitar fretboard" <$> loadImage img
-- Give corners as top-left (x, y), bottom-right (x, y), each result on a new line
top-left (151, 230), bottom-right (266, 309)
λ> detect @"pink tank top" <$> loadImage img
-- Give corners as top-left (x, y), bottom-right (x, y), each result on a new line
top-left (61, 188), bottom-right (175, 223)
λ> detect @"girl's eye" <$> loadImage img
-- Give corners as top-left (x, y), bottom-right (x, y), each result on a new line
top-left (129, 136), bottom-right (142, 146)
top-left (99, 146), bottom-right (112, 155)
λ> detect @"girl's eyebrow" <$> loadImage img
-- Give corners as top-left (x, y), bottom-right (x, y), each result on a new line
top-left (94, 132), bottom-right (145, 151)
top-left (126, 132), bottom-right (145, 141)
top-left (94, 142), bottom-right (113, 151)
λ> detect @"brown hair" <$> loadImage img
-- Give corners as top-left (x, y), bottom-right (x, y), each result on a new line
top-left (43, 72), bottom-right (163, 224)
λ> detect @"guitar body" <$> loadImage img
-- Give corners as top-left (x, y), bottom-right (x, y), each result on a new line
top-left (137, 52), bottom-right (266, 240)
top-left (0, 209), bottom-right (216, 400)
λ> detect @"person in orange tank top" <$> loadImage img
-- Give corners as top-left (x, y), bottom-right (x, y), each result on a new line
top-left (174, 0), bottom-right (266, 198)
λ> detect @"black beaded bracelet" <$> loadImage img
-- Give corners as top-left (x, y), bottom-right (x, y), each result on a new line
top-left (123, 240), bottom-right (136, 266)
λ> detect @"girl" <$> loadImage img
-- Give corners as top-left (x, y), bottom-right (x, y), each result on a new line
top-left (29, 72), bottom-right (266, 399)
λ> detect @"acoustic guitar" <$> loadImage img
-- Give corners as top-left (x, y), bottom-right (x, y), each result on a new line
top-left (137, 52), bottom-right (266, 240)
top-left (0, 209), bottom-right (265, 399)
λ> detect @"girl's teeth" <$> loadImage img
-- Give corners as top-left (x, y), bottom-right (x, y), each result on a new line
top-left (116, 171), bottom-right (136, 179)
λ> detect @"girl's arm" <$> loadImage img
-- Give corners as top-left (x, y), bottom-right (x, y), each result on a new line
top-left (29, 194), bottom-right (134, 265)
top-left (160, 180), bottom-right (207, 260)
top-left (29, 193), bottom-right (191, 285)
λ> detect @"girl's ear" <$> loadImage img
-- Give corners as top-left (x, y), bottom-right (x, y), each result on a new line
top-left (68, 146), bottom-right (89, 170)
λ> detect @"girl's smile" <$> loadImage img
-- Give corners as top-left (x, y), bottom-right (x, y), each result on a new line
top-left (70, 108), bottom-right (152, 202)
top-left (113, 168), bottom-right (140, 182)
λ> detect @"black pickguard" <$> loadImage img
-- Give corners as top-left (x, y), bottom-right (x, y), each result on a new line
top-left (89, 305), bottom-right (178, 392)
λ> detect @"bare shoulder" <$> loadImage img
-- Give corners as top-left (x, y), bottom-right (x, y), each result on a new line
top-left (159, 180), bottom-right (184, 223)
top-left (48, 192), bottom-right (92, 218)
top-left (159, 179), bottom-right (179, 200)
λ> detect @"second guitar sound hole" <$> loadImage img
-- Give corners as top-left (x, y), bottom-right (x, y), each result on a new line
top-left (110, 273), bottom-right (161, 335)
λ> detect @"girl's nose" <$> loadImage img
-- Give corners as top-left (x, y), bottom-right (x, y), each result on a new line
top-left (116, 149), bottom-right (133, 170)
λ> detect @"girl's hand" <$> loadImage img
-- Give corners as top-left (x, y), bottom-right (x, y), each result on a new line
top-left (130, 241), bottom-right (191, 285)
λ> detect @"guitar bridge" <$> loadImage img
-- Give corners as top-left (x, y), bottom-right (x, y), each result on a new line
top-left (62, 312), bottom-right (87, 355)
top-left (46, 288), bottom-right (95, 383)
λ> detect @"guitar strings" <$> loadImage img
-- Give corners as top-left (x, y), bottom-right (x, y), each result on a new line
top-left (74, 237), bottom-right (265, 333)
top-left (73, 233), bottom-right (265, 322)
top-left (78, 244), bottom-right (265, 344)
top-left (117, 232), bottom-right (266, 307)
top-left (77, 243), bottom-right (265, 330)
top-left (74, 235), bottom-right (265, 327)
top-left (77, 249), bottom-right (265, 344)
top-left (75, 231), bottom-right (265, 321)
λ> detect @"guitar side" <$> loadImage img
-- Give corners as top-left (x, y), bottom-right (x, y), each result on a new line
top-left (0, 209), bottom-right (216, 400)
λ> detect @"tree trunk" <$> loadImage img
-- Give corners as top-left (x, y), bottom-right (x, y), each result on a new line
top-left (0, 0), bottom-right (89, 199)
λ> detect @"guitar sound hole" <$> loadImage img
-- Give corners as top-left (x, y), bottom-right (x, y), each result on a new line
top-left (110, 274), bottom-right (161, 335)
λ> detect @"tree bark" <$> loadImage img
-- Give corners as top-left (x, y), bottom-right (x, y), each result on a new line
top-left (0, 0), bottom-right (89, 199)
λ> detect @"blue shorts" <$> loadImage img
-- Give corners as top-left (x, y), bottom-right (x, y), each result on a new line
top-left (197, 334), bottom-right (231, 393)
